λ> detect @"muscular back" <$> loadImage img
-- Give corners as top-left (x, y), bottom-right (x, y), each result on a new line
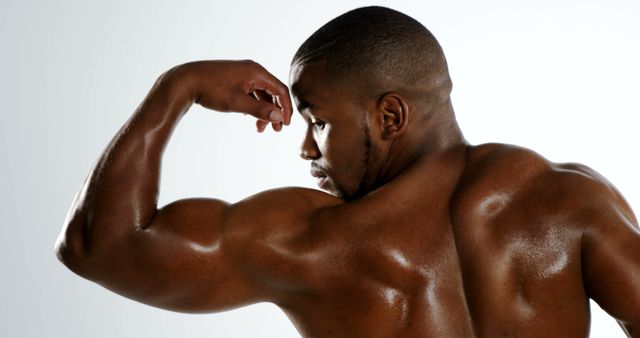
top-left (245, 143), bottom-right (635, 337)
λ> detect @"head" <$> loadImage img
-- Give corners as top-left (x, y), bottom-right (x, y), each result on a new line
top-left (290, 6), bottom-right (460, 201)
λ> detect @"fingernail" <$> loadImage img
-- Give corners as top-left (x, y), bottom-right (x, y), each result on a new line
top-left (269, 110), bottom-right (283, 122)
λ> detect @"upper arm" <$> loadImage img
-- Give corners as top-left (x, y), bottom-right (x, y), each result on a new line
top-left (75, 188), bottom-right (340, 313)
top-left (574, 165), bottom-right (640, 333)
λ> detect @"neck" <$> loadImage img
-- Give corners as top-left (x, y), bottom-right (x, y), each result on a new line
top-left (375, 99), bottom-right (466, 185)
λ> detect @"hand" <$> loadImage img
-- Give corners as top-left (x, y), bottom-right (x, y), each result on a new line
top-left (173, 60), bottom-right (293, 132)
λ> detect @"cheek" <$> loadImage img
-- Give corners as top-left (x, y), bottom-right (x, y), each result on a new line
top-left (316, 126), bottom-right (342, 162)
top-left (315, 127), bottom-right (329, 150)
top-left (320, 128), bottom-right (365, 179)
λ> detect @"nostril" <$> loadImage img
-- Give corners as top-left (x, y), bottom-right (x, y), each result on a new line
top-left (300, 151), bottom-right (312, 160)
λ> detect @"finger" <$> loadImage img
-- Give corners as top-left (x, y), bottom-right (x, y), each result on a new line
top-left (251, 90), bottom-right (285, 126)
top-left (245, 74), bottom-right (293, 126)
top-left (251, 89), bottom-right (272, 102)
top-left (274, 95), bottom-right (283, 111)
top-left (235, 93), bottom-right (284, 123)
top-left (256, 120), bottom-right (269, 133)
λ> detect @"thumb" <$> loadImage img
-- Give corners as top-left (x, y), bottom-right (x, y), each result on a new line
top-left (240, 96), bottom-right (284, 123)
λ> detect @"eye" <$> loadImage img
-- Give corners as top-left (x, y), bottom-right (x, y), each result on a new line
top-left (311, 120), bottom-right (326, 129)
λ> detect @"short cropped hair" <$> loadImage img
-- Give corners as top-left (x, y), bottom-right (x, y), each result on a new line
top-left (292, 6), bottom-right (452, 106)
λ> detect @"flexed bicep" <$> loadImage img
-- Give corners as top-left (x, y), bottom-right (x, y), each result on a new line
top-left (80, 198), bottom-right (259, 313)
top-left (75, 188), bottom-right (339, 313)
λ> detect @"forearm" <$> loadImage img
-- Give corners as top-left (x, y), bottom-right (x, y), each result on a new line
top-left (56, 67), bottom-right (193, 260)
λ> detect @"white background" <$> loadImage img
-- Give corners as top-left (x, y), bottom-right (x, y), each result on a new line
top-left (1, 0), bottom-right (638, 337)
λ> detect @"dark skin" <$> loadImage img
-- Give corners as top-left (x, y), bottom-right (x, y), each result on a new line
top-left (55, 59), bottom-right (640, 337)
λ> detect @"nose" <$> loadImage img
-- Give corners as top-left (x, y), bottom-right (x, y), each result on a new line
top-left (300, 128), bottom-right (320, 160)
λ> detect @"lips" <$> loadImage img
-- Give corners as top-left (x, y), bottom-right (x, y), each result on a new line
top-left (310, 165), bottom-right (329, 189)
top-left (310, 169), bottom-right (326, 178)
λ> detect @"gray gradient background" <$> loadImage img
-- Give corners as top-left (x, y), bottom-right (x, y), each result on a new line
top-left (1, 0), bottom-right (638, 337)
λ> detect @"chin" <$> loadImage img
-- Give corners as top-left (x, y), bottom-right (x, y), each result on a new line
top-left (333, 186), bottom-right (359, 202)
top-left (323, 179), bottom-right (365, 201)
top-left (322, 181), bottom-right (347, 200)
top-left (325, 186), bottom-right (343, 199)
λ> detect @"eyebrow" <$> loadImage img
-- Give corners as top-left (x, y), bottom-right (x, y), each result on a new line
top-left (296, 100), bottom-right (312, 112)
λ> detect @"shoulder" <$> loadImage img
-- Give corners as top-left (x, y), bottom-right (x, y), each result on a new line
top-left (216, 187), bottom-right (344, 293)
top-left (454, 143), bottom-right (637, 231)
top-left (463, 142), bottom-right (550, 176)
top-left (553, 163), bottom-right (639, 234)
top-left (232, 186), bottom-right (343, 211)
top-left (459, 142), bottom-right (619, 201)
top-left (454, 143), bottom-right (551, 211)
top-left (222, 187), bottom-right (343, 240)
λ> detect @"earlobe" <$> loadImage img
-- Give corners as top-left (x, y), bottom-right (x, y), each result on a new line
top-left (378, 93), bottom-right (409, 140)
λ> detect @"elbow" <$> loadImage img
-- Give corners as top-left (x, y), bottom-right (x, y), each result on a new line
top-left (55, 217), bottom-right (133, 279)
top-left (54, 228), bottom-right (87, 274)
top-left (54, 216), bottom-right (98, 276)
top-left (53, 235), bottom-right (65, 264)
top-left (55, 204), bottom-right (89, 266)
top-left (54, 230), bottom-right (106, 280)
top-left (54, 240), bottom-right (73, 270)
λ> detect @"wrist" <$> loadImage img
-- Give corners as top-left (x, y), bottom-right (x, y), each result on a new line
top-left (159, 64), bottom-right (198, 106)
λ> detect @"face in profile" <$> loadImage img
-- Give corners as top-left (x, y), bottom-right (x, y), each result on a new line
top-left (290, 60), bottom-right (378, 201)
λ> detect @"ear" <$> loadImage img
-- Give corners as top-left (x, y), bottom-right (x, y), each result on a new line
top-left (376, 92), bottom-right (409, 141)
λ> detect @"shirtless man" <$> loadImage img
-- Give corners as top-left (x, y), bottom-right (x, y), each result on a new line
top-left (55, 6), bottom-right (640, 338)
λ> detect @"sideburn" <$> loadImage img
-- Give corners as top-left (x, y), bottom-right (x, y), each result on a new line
top-left (345, 118), bottom-right (375, 201)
